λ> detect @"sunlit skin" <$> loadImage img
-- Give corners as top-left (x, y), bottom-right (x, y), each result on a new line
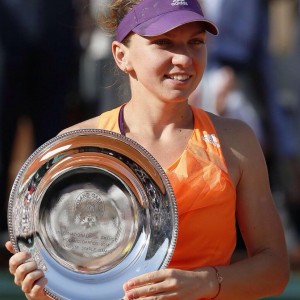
top-left (114, 22), bottom-right (207, 107)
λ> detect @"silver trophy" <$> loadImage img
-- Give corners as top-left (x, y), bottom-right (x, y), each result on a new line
top-left (7, 129), bottom-right (178, 300)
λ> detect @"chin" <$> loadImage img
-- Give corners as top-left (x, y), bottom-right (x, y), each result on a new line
top-left (167, 92), bottom-right (191, 102)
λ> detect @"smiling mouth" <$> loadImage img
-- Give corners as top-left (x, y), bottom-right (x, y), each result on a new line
top-left (165, 74), bottom-right (191, 81)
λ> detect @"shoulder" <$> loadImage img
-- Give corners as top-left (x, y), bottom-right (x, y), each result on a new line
top-left (209, 112), bottom-right (260, 153)
top-left (208, 112), bottom-right (264, 186)
top-left (192, 106), bottom-right (251, 140)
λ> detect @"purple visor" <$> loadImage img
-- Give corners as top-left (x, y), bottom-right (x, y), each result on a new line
top-left (116, 0), bottom-right (219, 42)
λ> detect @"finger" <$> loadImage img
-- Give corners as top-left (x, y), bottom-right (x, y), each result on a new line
top-left (130, 293), bottom-right (177, 300)
top-left (5, 241), bottom-right (15, 254)
top-left (124, 282), bottom-right (174, 299)
top-left (9, 252), bottom-right (31, 276)
top-left (125, 285), bottom-right (158, 299)
top-left (25, 277), bottom-right (48, 300)
top-left (22, 269), bottom-right (46, 294)
top-left (124, 270), bottom-right (169, 291)
top-left (124, 271), bottom-right (161, 290)
top-left (14, 261), bottom-right (39, 286)
top-left (125, 288), bottom-right (175, 300)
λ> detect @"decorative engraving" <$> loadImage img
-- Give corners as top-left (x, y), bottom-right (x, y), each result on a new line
top-left (56, 215), bottom-right (122, 256)
top-left (74, 191), bottom-right (105, 228)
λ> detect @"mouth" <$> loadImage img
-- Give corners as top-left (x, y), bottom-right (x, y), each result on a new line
top-left (165, 74), bottom-right (192, 82)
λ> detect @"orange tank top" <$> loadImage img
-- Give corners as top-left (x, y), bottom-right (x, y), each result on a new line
top-left (98, 105), bottom-right (236, 270)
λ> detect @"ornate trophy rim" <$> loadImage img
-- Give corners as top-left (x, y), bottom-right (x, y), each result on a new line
top-left (7, 129), bottom-right (178, 300)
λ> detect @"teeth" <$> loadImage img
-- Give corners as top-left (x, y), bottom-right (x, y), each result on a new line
top-left (168, 75), bottom-right (190, 81)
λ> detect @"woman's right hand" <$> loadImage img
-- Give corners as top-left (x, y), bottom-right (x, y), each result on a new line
top-left (5, 241), bottom-right (50, 300)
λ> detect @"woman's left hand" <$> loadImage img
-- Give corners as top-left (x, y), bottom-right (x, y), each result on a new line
top-left (123, 268), bottom-right (216, 300)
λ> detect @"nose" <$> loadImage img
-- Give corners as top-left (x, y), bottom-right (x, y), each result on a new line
top-left (171, 48), bottom-right (193, 68)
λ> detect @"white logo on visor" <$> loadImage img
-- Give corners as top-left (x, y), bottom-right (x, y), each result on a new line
top-left (171, 0), bottom-right (188, 6)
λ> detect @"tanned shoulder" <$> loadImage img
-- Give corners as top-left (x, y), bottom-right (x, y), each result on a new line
top-left (208, 113), bottom-right (259, 154)
top-left (207, 112), bottom-right (264, 186)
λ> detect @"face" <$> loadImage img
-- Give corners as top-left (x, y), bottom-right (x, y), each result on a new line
top-left (114, 22), bottom-right (207, 104)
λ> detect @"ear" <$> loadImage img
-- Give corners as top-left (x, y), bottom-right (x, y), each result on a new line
top-left (112, 41), bottom-right (132, 73)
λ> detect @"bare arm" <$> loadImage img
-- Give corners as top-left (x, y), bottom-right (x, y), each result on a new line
top-left (213, 117), bottom-right (290, 299)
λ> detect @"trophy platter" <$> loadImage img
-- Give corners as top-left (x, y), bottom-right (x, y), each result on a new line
top-left (8, 129), bottom-right (178, 300)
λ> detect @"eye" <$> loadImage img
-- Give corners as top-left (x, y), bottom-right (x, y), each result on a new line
top-left (189, 38), bottom-right (206, 45)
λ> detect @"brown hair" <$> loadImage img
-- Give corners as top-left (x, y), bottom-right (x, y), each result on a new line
top-left (98, 0), bottom-right (141, 37)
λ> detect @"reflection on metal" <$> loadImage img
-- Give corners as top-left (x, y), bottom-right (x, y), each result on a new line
top-left (8, 129), bottom-right (178, 300)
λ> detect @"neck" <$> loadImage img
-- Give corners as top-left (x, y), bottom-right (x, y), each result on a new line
top-left (123, 99), bottom-right (193, 138)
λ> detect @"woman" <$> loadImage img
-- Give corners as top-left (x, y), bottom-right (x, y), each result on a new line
top-left (6, 0), bottom-right (289, 299)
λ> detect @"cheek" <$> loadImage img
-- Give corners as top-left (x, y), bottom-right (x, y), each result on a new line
top-left (132, 53), bottom-right (168, 77)
top-left (199, 59), bottom-right (207, 76)
top-left (196, 50), bottom-right (207, 75)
